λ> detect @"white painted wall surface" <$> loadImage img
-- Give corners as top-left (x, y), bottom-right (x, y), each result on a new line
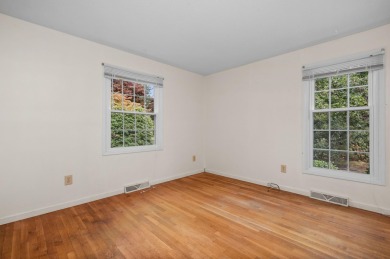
top-left (204, 24), bottom-right (390, 214)
top-left (0, 14), bottom-right (204, 224)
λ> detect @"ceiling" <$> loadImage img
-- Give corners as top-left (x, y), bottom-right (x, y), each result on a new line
top-left (1, 0), bottom-right (390, 75)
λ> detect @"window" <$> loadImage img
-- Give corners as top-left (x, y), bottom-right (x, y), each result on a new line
top-left (302, 50), bottom-right (386, 185)
top-left (103, 64), bottom-right (163, 155)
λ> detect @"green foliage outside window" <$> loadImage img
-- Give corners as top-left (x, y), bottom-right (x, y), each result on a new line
top-left (110, 79), bottom-right (155, 148)
top-left (313, 160), bottom-right (338, 170)
top-left (313, 71), bottom-right (369, 174)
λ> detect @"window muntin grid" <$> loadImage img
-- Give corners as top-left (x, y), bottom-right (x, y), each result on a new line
top-left (110, 78), bottom-right (157, 148)
top-left (312, 71), bottom-right (370, 174)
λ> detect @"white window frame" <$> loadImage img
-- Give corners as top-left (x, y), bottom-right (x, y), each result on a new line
top-left (302, 53), bottom-right (386, 185)
top-left (102, 64), bottom-right (163, 155)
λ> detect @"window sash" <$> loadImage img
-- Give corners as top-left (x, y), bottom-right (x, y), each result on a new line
top-left (309, 72), bottom-right (372, 172)
top-left (310, 114), bottom-right (371, 173)
top-left (111, 111), bottom-right (157, 143)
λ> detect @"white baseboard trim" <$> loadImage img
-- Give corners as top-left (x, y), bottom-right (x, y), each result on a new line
top-left (0, 169), bottom-right (203, 225)
top-left (206, 168), bottom-right (390, 216)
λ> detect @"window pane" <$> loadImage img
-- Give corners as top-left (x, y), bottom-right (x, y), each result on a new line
top-left (331, 75), bottom-right (347, 89)
top-left (313, 150), bottom-right (329, 169)
top-left (111, 113), bottom-right (123, 130)
top-left (314, 131), bottom-right (329, 149)
top-left (349, 152), bottom-right (369, 174)
top-left (123, 114), bottom-right (135, 130)
top-left (149, 115), bottom-right (155, 130)
top-left (145, 85), bottom-right (155, 98)
top-left (134, 96), bottom-right (145, 110)
top-left (313, 112), bottom-right (328, 130)
top-left (124, 130), bottom-right (136, 147)
top-left (350, 71), bottom-right (368, 87)
top-left (123, 94), bottom-right (136, 111)
top-left (111, 79), bottom-right (124, 110)
top-left (123, 81), bottom-right (134, 95)
top-left (350, 110), bottom-right (369, 130)
top-left (330, 131), bottom-right (347, 150)
top-left (135, 83), bottom-right (145, 97)
top-left (135, 114), bottom-right (145, 131)
top-left (350, 131), bottom-right (369, 152)
top-left (135, 131), bottom-right (151, 146)
top-left (145, 130), bottom-right (155, 145)
top-left (330, 151), bottom-right (347, 171)
top-left (112, 93), bottom-right (123, 111)
top-left (111, 130), bottom-right (123, 148)
top-left (315, 92), bottom-right (329, 109)
top-left (330, 111), bottom-right (347, 130)
top-left (112, 79), bottom-right (122, 93)
top-left (145, 98), bottom-right (154, 112)
top-left (315, 78), bottom-right (329, 91)
top-left (331, 89), bottom-right (347, 108)
top-left (350, 86), bottom-right (368, 107)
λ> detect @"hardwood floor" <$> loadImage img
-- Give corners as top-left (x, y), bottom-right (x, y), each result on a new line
top-left (1, 173), bottom-right (390, 258)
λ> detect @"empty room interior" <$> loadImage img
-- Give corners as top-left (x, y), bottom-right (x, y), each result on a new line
top-left (1, 0), bottom-right (390, 258)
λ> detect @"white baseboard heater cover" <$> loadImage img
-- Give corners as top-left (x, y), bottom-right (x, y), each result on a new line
top-left (124, 181), bottom-right (150, 193)
top-left (310, 190), bottom-right (349, 207)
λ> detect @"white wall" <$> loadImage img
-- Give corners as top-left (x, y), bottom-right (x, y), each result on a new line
top-left (0, 14), bottom-right (205, 224)
top-left (204, 24), bottom-right (390, 214)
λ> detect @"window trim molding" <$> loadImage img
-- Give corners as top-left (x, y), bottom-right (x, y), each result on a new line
top-left (302, 69), bottom-right (386, 185)
top-left (102, 68), bottom-right (164, 156)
